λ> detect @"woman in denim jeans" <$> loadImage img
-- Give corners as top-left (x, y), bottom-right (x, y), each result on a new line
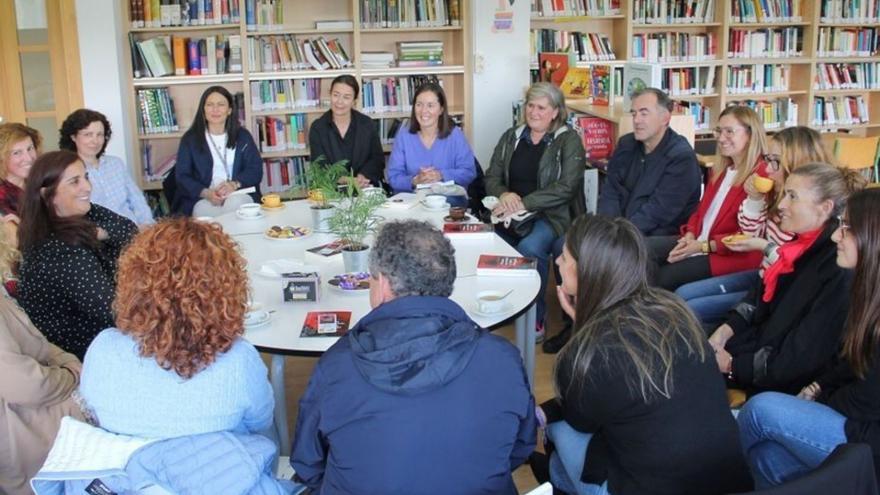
top-left (538, 214), bottom-right (751, 495)
top-left (738, 188), bottom-right (880, 488)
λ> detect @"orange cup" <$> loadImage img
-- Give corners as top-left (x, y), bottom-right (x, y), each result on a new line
top-left (753, 176), bottom-right (774, 194)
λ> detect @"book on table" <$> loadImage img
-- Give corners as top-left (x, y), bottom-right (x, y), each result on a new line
top-left (476, 254), bottom-right (538, 276)
top-left (301, 311), bottom-right (352, 337)
top-left (305, 240), bottom-right (346, 258)
top-left (442, 223), bottom-right (494, 239)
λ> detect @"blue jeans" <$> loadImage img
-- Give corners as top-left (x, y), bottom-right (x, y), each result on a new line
top-left (675, 270), bottom-right (758, 326)
top-left (546, 421), bottom-right (610, 495)
top-left (738, 392), bottom-right (847, 489)
top-left (496, 218), bottom-right (558, 326)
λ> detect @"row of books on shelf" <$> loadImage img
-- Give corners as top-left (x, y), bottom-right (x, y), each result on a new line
top-left (250, 79), bottom-right (324, 112)
top-left (820, 0), bottom-right (880, 23)
top-left (128, 0), bottom-right (240, 28)
top-left (141, 143), bottom-right (176, 182)
top-left (398, 41), bottom-right (444, 67)
top-left (260, 157), bottom-right (307, 194)
top-left (726, 64), bottom-right (791, 94)
top-left (136, 88), bottom-right (179, 135)
top-left (129, 34), bottom-right (242, 78)
top-left (244, 0), bottom-right (284, 31)
top-left (815, 62), bottom-right (880, 90)
top-left (361, 74), bottom-right (441, 113)
top-left (531, 0), bottom-right (622, 17)
top-left (661, 66), bottom-right (716, 96)
top-left (732, 0), bottom-right (802, 23)
top-left (360, 0), bottom-right (462, 28)
top-left (632, 32), bottom-right (717, 63)
top-left (813, 95), bottom-right (871, 126)
top-left (674, 100), bottom-right (711, 130)
top-left (375, 118), bottom-right (405, 145)
top-left (530, 29), bottom-right (616, 63)
top-left (817, 28), bottom-right (880, 58)
top-left (732, 99), bottom-right (798, 130)
top-left (632, 0), bottom-right (716, 24)
top-left (728, 27), bottom-right (803, 60)
top-left (248, 35), bottom-right (352, 73)
top-left (255, 115), bottom-right (308, 153)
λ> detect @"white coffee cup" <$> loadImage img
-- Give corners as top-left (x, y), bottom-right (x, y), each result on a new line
top-left (362, 186), bottom-right (385, 198)
top-left (482, 196), bottom-right (499, 211)
top-left (476, 290), bottom-right (507, 314)
top-left (238, 203), bottom-right (261, 217)
top-left (424, 194), bottom-right (446, 209)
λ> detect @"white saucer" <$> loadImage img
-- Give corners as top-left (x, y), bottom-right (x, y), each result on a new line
top-left (421, 202), bottom-right (450, 212)
top-left (244, 310), bottom-right (271, 328)
top-left (237, 211), bottom-right (265, 220)
top-left (471, 301), bottom-right (512, 318)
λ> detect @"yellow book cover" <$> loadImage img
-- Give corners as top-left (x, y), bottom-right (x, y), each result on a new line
top-left (560, 67), bottom-right (591, 98)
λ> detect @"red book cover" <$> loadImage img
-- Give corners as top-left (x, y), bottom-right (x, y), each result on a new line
top-left (538, 52), bottom-right (569, 87)
top-left (443, 222), bottom-right (494, 238)
top-left (578, 116), bottom-right (614, 162)
top-left (476, 254), bottom-right (538, 276)
top-left (301, 311), bottom-right (352, 337)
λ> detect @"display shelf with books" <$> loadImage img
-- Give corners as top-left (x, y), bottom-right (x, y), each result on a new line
top-left (119, 0), bottom-right (471, 190)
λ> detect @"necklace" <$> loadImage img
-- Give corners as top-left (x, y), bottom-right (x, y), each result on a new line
top-left (207, 132), bottom-right (230, 181)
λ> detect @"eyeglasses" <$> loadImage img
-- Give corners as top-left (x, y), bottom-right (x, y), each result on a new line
top-left (837, 215), bottom-right (851, 238)
top-left (763, 154), bottom-right (781, 172)
top-left (713, 126), bottom-right (748, 138)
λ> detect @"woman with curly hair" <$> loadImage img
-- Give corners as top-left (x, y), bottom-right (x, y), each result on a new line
top-left (78, 217), bottom-right (273, 438)
top-left (59, 109), bottom-right (154, 225)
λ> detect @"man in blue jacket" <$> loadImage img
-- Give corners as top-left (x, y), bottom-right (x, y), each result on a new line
top-left (597, 87), bottom-right (702, 236)
top-left (291, 220), bottom-right (537, 494)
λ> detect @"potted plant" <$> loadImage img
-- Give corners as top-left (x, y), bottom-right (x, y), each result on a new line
top-left (303, 157), bottom-right (348, 231)
top-left (327, 171), bottom-right (387, 273)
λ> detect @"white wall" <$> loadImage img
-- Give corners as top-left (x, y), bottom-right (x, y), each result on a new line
top-left (470, 0), bottom-right (531, 168)
top-left (75, 0), bottom-right (132, 166)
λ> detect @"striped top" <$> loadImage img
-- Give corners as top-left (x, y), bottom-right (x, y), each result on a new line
top-left (738, 197), bottom-right (795, 271)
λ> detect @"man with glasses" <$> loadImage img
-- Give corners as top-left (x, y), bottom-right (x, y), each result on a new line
top-left (597, 87), bottom-right (702, 236)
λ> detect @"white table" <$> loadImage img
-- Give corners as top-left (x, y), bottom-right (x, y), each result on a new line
top-left (214, 200), bottom-right (540, 454)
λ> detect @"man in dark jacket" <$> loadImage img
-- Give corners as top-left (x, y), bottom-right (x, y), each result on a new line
top-left (597, 87), bottom-right (702, 236)
top-left (290, 220), bottom-right (537, 494)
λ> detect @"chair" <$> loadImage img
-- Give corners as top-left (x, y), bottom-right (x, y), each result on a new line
top-left (583, 168), bottom-right (599, 214)
top-left (833, 136), bottom-right (880, 184)
top-left (468, 157), bottom-right (489, 219)
top-left (729, 443), bottom-right (878, 495)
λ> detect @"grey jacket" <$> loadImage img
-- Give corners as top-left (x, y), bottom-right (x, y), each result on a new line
top-left (485, 124), bottom-right (586, 236)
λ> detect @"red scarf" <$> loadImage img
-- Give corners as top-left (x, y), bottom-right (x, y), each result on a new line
top-left (762, 227), bottom-right (823, 303)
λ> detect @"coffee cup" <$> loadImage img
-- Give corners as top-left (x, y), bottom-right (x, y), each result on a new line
top-left (262, 194), bottom-right (281, 208)
top-left (424, 194), bottom-right (446, 209)
top-left (238, 203), bottom-right (261, 217)
top-left (753, 176), bottom-right (774, 194)
top-left (477, 290), bottom-right (507, 314)
top-left (362, 186), bottom-right (385, 198)
top-left (449, 206), bottom-right (467, 220)
top-left (482, 196), bottom-right (499, 211)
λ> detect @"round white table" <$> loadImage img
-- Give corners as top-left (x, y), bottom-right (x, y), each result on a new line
top-left (214, 199), bottom-right (540, 455)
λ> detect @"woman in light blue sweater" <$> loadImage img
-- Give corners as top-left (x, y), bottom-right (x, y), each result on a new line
top-left (79, 218), bottom-right (273, 439)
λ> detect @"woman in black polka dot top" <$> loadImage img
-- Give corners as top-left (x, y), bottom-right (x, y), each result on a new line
top-left (16, 150), bottom-right (138, 359)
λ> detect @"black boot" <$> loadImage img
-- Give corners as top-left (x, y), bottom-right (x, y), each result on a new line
top-left (542, 323), bottom-right (572, 354)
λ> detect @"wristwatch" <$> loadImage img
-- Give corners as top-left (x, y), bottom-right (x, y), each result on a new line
top-left (763, 241), bottom-right (778, 258)
top-left (701, 240), bottom-right (710, 254)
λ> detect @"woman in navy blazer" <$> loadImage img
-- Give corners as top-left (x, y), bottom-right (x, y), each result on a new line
top-left (173, 86), bottom-right (262, 216)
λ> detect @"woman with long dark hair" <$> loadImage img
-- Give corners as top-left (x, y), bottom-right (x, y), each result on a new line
top-left (17, 151), bottom-right (137, 359)
top-left (738, 188), bottom-right (880, 488)
top-left (540, 214), bottom-right (752, 495)
top-left (173, 85), bottom-right (262, 216)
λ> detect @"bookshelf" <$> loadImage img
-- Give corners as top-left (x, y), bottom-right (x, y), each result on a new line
top-left (531, 0), bottom-right (880, 138)
top-left (121, 0), bottom-right (470, 196)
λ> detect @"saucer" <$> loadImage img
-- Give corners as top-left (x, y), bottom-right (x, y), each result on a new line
top-left (471, 301), bottom-right (512, 318)
top-left (261, 203), bottom-right (286, 211)
top-left (244, 310), bottom-right (271, 328)
top-left (328, 272), bottom-right (371, 293)
top-left (264, 225), bottom-right (312, 241)
top-left (421, 201), bottom-right (450, 212)
top-left (443, 213), bottom-right (475, 223)
top-left (237, 210), bottom-right (265, 220)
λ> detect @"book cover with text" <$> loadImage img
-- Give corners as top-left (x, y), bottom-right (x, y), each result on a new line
top-left (301, 311), bottom-right (352, 337)
top-left (477, 254), bottom-right (538, 276)
top-left (443, 223), bottom-right (494, 238)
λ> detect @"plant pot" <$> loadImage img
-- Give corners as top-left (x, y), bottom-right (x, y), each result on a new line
top-left (342, 244), bottom-right (370, 273)
top-left (310, 205), bottom-right (334, 232)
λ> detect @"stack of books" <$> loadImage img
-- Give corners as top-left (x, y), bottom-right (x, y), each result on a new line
top-left (397, 41), bottom-right (443, 68)
top-left (361, 52), bottom-right (396, 69)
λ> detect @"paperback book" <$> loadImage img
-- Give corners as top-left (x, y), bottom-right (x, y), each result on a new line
top-left (301, 311), bottom-right (352, 337)
top-left (476, 254), bottom-right (538, 276)
top-left (442, 223), bottom-right (494, 239)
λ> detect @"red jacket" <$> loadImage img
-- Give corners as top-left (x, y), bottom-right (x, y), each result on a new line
top-left (680, 160), bottom-right (767, 276)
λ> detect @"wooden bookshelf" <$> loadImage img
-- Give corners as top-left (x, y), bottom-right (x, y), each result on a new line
top-left (534, 0), bottom-right (880, 136)
top-left (120, 0), bottom-right (471, 194)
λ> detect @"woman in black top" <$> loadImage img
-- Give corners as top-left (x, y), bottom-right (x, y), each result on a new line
top-left (309, 75), bottom-right (385, 188)
top-left (17, 151), bottom-right (137, 359)
top-left (541, 214), bottom-right (752, 495)
top-left (738, 188), bottom-right (880, 488)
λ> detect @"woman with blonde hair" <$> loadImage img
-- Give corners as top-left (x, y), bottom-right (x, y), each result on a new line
top-left (0, 123), bottom-right (41, 217)
top-left (646, 105), bottom-right (769, 291)
top-left (79, 217), bottom-right (272, 439)
top-left (676, 126), bottom-right (835, 325)
top-left (0, 219), bottom-right (83, 495)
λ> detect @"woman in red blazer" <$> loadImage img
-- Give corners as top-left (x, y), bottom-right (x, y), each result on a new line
top-left (647, 105), bottom-right (768, 291)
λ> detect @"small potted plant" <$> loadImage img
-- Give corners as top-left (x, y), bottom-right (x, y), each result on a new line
top-left (304, 157), bottom-right (348, 231)
top-left (327, 171), bottom-right (387, 273)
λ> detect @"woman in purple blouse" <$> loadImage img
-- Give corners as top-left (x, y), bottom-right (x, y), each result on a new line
top-left (386, 82), bottom-right (476, 193)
